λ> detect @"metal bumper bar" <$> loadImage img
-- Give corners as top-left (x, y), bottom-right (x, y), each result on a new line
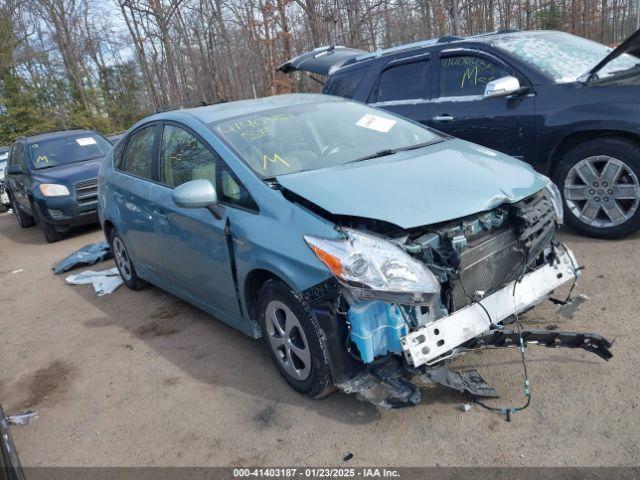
top-left (402, 248), bottom-right (578, 367)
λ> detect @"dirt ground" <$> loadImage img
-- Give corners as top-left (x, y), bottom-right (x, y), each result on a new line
top-left (0, 210), bottom-right (638, 467)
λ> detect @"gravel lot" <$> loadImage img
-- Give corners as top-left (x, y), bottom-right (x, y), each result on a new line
top-left (0, 210), bottom-right (639, 467)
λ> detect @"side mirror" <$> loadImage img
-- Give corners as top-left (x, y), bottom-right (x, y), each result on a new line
top-left (7, 165), bottom-right (22, 175)
top-left (172, 179), bottom-right (218, 208)
top-left (484, 76), bottom-right (521, 98)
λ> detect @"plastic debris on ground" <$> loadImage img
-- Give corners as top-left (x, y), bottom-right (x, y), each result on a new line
top-left (65, 267), bottom-right (123, 296)
top-left (557, 293), bottom-right (590, 318)
top-left (53, 241), bottom-right (112, 274)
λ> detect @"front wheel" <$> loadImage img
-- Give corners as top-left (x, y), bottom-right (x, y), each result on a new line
top-left (257, 279), bottom-right (334, 398)
top-left (9, 194), bottom-right (35, 228)
top-left (554, 138), bottom-right (640, 238)
top-left (32, 203), bottom-right (64, 243)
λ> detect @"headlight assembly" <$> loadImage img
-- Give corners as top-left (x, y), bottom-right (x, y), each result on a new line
top-left (39, 184), bottom-right (70, 197)
top-left (304, 228), bottom-right (440, 301)
top-left (544, 178), bottom-right (564, 224)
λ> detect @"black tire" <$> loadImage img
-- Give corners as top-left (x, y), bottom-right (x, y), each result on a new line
top-left (257, 279), bottom-right (334, 398)
top-left (554, 137), bottom-right (640, 239)
top-left (8, 193), bottom-right (35, 228)
top-left (32, 202), bottom-right (64, 243)
top-left (109, 229), bottom-right (147, 290)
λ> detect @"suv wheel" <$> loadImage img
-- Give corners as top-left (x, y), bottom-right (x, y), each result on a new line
top-left (555, 138), bottom-right (640, 238)
top-left (9, 194), bottom-right (35, 228)
top-left (32, 203), bottom-right (64, 243)
top-left (257, 279), bottom-right (334, 398)
top-left (110, 229), bottom-right (146, 290)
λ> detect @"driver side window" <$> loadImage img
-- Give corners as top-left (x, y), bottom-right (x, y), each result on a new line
top-left (439, 55), bottom-right (509, 97)
top-left (160, 125), bottom-right (217, 187)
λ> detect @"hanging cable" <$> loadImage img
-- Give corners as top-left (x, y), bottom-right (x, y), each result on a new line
top-left (473, 251), bottom-right (531, 421)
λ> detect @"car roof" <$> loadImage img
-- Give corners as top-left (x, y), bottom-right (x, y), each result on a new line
top-left (336, 29), bottom-right (541, 71)
top-left (153, 93), bottom-right (346, 124)
top-left (16, 129), bottom-right (99, 144)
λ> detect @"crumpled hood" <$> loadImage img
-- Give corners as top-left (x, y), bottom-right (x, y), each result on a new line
top-left (277, 139), bottom-right (548, 229)
top-left (32, 159), bottom-right (102, 186)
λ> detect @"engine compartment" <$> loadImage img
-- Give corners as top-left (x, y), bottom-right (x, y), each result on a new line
top-left (335, 190), bottom-right (560, 365)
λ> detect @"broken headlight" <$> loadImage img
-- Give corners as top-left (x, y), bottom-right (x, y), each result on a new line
top-left (544, 178), bottom-right (564, 224)
top-left (304, 228), bottom-right (440, 297)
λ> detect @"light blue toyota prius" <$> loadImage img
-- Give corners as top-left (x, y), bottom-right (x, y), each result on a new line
top-left (98, 94), bottom-right (612, 409)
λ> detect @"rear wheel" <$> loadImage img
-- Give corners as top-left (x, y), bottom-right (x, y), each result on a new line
top-left (554, 138), bottom-right (640, 238)
top-left (9, 193), bottom-right (35, 228)
top-left (257, 279), bottom-right (334, 398)
top-left (109, 229), bottom-right (146, 290)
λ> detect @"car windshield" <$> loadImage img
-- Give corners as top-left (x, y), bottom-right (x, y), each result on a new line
top-left (489, 32), bottom-right (640, 82)
top-left (29, 134), bottom-right (111, 170)
top-left (210, 101), bottom-right (442, 178)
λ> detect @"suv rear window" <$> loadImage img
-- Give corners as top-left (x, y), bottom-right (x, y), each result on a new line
top-left (28, 134), bottom-right (111, 170)
top-left (325, 67), bottom-right (368, 98)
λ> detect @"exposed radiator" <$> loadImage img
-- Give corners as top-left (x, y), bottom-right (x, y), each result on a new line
top-left (451, 228), bottom-right (523, 310)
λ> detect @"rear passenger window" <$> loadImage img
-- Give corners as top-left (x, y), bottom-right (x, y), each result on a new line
top-left (326, 68), bottom-right (367, 98)
top-left (113, 140), bottom-right (125, 169)
top-left (439, 55), bottom-right (509, 97)
top-left (160, 125), bottom-right (217, 188)
top-left (376, 61), bottom-right (427, 102)
top-left (123, 126), bottom-right (155, 179)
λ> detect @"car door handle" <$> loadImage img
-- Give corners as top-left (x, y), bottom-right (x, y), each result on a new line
top-left (432, 115), bottom-right (455, 123)
top-left (152, 209), bottom-right (168, 222)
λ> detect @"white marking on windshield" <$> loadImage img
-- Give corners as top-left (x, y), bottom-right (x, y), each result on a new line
top-left (355, 114), bottom-right (397, 133)
top-left (76, 137), bottom-right (97, 146)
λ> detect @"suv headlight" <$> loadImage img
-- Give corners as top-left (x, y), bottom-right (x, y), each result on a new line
top-left (543, 178), bottom-right (564, 224)
top-left (39, 184), bottom-right (70, 197)
top-left (304, 228), bottom-right (440, 297)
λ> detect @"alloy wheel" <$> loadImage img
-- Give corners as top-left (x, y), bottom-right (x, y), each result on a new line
top-left (113, 236), bottom-right (133, 281)
top-left (564, 155), bottom-right (640, 228)
top-left (264, 300), bottom-right (311, 381)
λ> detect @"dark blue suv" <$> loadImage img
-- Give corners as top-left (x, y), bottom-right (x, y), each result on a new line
top-left (280, 29), bottom-right (640, 238)
top-left (5, 130), bottom-right (112, 242)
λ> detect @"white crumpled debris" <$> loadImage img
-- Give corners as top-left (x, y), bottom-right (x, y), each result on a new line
top-left (65, 267), bottom-right (123, 296)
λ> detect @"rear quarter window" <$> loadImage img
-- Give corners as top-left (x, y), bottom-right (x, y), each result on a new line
top-left (325, 67), bottom-right (368, 98)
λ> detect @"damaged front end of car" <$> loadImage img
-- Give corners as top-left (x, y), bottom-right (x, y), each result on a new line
top-left (298, 184), bottom-right (613, 409)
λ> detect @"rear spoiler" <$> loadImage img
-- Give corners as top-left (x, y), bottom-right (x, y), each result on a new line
top-left (278, 46), bottom-right (367, 76)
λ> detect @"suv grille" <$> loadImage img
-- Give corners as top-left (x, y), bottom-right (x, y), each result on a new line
top-left (75, 178), bottom-right (98, 206)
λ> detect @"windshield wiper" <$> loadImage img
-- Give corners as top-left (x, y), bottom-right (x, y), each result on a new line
top-left (348, 139), bottom-right (444, 164)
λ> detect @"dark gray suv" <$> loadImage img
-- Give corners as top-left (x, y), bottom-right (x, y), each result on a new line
top-left (281, 29), bottom-right (640, 238)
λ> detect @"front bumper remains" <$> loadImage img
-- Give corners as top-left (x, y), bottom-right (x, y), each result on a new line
top-left (334, 245), bottom-right (613, 409)
top-left (402, 246), bottom-right (580, 367)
